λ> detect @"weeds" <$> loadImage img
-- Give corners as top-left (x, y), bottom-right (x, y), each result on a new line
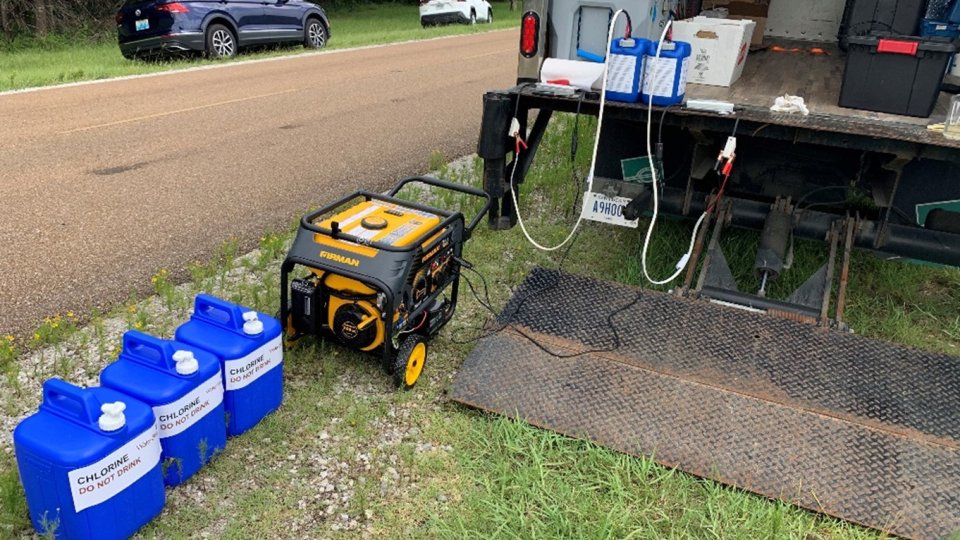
top-left (1, 335), bottom-right (18, 386)
top-left (257, 232), bottom-right (289, 270)
top-left (31, 313), bottom-right (77, 347)
top-left (162, 457), bottom-right (185, 483)
top-left (428, 150), bottom-right (447, 172)
top-left (125, 302), bottom-right (150, 332)
top-left (152, 268), bottom-right (178, 310)
top-left (0, 454), bottom-right (29, 534)
top-left (37, 510), bottom-right (60, 540)
top-left (198, 438), bottom-right (210, 465)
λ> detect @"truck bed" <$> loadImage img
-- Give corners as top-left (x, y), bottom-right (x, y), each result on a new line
top-left (682, 41), bottom-right (959, 150)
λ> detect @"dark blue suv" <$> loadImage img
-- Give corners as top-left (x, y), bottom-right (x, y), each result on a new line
top-left (116, 0), bottom-right (330, 59)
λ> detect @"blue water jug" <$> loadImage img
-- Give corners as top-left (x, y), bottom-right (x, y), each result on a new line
top-left (605, 37), bottom-right (651, 103)
top-left (175, 294), bottom-right (283, 436)
top-left (642, 40), bottom-right (692, 106)
top-left (13, 379), bottom-right (165, 540)
top-left (100, 331), bottom-right (227, 486)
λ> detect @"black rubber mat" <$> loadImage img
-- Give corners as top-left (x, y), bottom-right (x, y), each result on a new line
top-left (450, 268), bottom-right (960, 539)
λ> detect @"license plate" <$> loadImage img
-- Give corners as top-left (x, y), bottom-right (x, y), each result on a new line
top-left (135, 18), bottom-right (149, 31)
top-left (581, 192), bottom-right (640, 229)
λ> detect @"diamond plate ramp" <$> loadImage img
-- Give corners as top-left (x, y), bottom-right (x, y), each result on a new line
top-left (450, 268), bottom-right (960, 539)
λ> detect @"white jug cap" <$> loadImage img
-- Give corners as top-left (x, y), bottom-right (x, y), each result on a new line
top-left (99, 402), bottom-right (127, 432)
top-left (242, 311), bottom-right (264, 335)
top-left (172, 350), bottom-right (199, 375)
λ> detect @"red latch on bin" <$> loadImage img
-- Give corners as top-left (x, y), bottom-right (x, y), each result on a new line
top-left (877, 39), bottom-right (919, 56)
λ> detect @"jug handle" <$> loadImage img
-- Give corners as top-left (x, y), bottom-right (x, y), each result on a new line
top-left (192, 294), bottom-right (246, 333)
top-left (41, 378), bottom-right (99, 426)
top-left (122, 331), bottom-right (176, 370)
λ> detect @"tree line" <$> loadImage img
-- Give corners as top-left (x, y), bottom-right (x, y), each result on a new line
top-left (0, 0), bottom-right (117, 37)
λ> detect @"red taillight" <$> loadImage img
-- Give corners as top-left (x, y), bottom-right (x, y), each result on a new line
top-left (520, 12), bottom-right (540, 58)
top-left (157, 2), bottom-right (190, 13)
top-left (116, 12), bottom-right (124, 24)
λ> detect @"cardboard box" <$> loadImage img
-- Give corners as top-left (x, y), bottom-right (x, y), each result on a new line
top-left (672, 17), bottom-right (756, 87)
top-left (700, 0), bottom-right (769, 46)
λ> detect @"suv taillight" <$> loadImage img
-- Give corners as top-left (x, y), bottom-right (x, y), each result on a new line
top-left (115, 12), bottom-right (124, 24)
top-left (157, 2), bottom-right (190, 13)
top-left (520, 12), bottom-right (540, 58)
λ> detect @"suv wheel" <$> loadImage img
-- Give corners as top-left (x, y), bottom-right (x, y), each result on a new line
top-left (304, 18), bottom-right (327, 49)
top-left (205, 24), bottom-right (236, 59)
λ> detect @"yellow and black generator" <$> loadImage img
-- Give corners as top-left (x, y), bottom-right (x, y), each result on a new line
top-left (280, 176), bottom-right (490, 389)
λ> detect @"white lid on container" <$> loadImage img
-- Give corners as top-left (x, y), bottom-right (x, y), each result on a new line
top-left (99, 402), bottom-right (127, 432)
top-left (172, 350), bottom-right (199, 375)
top-left (242, 311), bottom-right (264, 335)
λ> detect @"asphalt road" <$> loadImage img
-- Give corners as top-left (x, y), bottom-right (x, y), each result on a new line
top-left (0, 30), bottom-right (517, 337)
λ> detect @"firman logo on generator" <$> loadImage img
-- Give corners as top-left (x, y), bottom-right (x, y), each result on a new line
top-left (319, 250), bottom-right (360, 267)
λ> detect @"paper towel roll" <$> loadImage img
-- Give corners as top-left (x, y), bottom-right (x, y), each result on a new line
top-left (540, 58), bottom-right (605, 91)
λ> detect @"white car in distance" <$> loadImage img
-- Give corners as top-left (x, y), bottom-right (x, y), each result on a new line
top-left (419, 0), bottom-right (493, 26)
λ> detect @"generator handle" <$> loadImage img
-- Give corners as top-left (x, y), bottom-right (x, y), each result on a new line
top-left (388, 176), bottom-right (493, 238)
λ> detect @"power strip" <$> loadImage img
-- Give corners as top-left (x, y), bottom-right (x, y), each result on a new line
top-left (686, 99), bottom-right (735, 115)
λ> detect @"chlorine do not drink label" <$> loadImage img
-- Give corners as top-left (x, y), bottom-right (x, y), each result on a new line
top-left (224, 335), bottom-right (283, 391)
top-left (153, 371), bottom-right (224, 438)
top-left (67, 422), bottom-right (162, 512)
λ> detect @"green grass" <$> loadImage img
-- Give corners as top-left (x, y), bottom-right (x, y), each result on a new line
top-left (0, 2), bottom-right (520, 92)
top-left (1, 114), bottom-right (958, 538)
top-left (432, 417), bottom-right (886, 540)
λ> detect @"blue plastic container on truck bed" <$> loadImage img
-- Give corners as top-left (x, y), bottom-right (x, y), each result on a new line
top-left (839, 34), bottom-right (956, 117)
top-left (641, 40), bottom-right (692, 106)
top-left (175, 294), bottom-right (283, 436)
top-left (13, 379), bottom-right (164, 540)
top-left (100, 331), bottom-right (227, 486)
top-left (920, 18), bottom-right (960, 37)
top-left (605, 37), bottom-right (651, 103)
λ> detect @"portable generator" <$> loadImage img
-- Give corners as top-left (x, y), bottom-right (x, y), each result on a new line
top-left (280, 176), bottom-right (491, 389)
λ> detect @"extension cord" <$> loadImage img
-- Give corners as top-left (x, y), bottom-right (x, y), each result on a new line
top-left (640, 18), bottom-right (710, 286)
top-left (509, 9), bottom-right (630, 252)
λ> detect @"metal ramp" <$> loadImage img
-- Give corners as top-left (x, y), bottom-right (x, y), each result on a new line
top-left (450, 268), bottom-right (960, 539)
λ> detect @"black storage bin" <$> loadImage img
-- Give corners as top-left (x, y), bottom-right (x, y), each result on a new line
top-left (839, 35), bottom-right (956, 117)
top-left (838, 0), bottom-right (926, 47)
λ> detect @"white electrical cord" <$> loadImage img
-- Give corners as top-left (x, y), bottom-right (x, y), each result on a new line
top-left (640, 18), bottom-right (709, 285)
top-left (508, 9), bottom-right (629, 252)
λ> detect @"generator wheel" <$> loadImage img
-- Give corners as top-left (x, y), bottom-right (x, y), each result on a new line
top-left (392, 335), bottom-right (427, 390)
